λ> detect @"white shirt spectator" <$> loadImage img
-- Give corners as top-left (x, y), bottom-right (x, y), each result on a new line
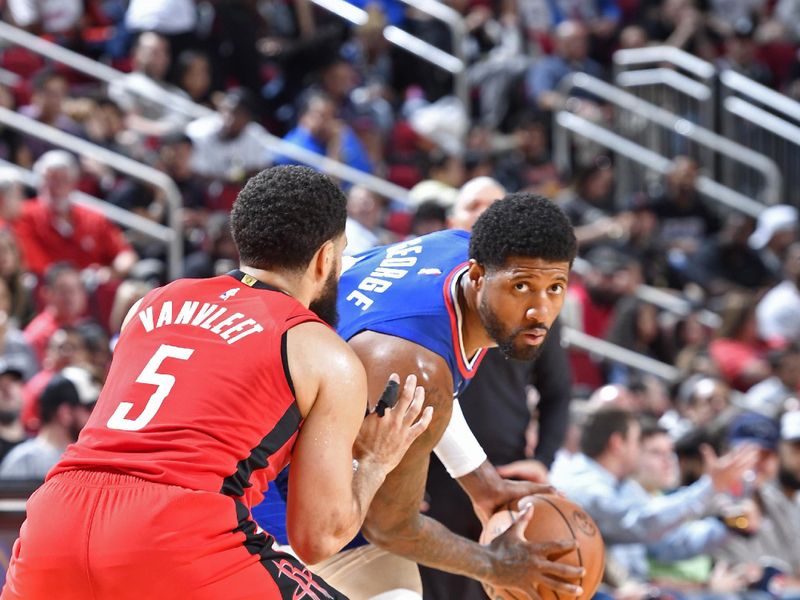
top-left (345, 218), bottom-right (379, 256)
top-left (0, 437), bottom-right (62, 480)
top-left (125, 0), bottom-right (197, 34)
top-left (109, 73), bottom-right (192, 129)
top-left (186, 114), bottom-right (272, 180)
top-left (8, 0), bottom-right (83, 33)
top-left (756, 280), bottom-right (800, 345)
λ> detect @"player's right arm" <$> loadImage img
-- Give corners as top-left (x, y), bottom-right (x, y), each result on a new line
top-left (284, 321), bottom-right (432, 565)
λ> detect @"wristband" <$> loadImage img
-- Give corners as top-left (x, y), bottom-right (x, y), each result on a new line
top-left (434, 400), bottom-right (487, 479)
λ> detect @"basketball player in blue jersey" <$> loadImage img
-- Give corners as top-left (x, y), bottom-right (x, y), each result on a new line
top-left (257, 192), bottom-right (581, 599)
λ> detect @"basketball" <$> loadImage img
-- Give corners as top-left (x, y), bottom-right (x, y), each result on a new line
top-left (479, 494), bottom-right (605, 600)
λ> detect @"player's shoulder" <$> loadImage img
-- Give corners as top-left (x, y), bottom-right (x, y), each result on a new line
top-left (348, 330), bottom-right (450, 384)
top-left (287, 320), bottom-right (362, 372)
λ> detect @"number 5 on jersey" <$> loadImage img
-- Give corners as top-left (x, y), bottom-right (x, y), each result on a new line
top-left (107, 344), bottom-right (194, 431)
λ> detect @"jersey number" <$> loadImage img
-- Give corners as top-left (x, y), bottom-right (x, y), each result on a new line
top-left (107, 344), bottom-right (195, 431)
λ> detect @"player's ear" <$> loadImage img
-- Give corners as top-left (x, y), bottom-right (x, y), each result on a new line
top-left (313, 238), bottom-right (336, 283)
top-left (468, 259), bottom-right (485, 291)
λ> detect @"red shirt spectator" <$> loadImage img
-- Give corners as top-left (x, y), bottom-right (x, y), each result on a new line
top-left (12, 150), bottom-right (137, 277)
top-left (23, 263), bottom-right (88, 364)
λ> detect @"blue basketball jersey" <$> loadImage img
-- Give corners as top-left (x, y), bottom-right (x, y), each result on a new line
top-left (253, 230), bottom-right (485, 548)
top-left (338, 229), bottom-right (485, 396)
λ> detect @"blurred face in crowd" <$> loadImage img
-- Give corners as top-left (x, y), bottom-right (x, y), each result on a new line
top-left (347, 186), bottom-right (382, 231)
top-left (779, 439), bottom-right (800, 492)
top-left (449, 179), bottom-right (504, 232)
top-left (620, 25), bottom-right (648, 49)
top-left (160, 140), bottom-right (193, 181)
top-left (301, 97), bottom-right (337, 142)
top-left (46, 329), bottom-right (88, 370)
top-left (432, 156), bottom-right (466, 189)
top-left (180, 54), bottom-right (211, 102)
top-left (321, 62), bottom-right (357, 102)
top-left (637, 302), bottom-right (660, 344)
top-left (0, 179), bottom-right (23, 223)
top-left (776, 352), bottom-right (800, 390)
top-left (219, 100), bottom-right (252, 141)
top-left (34, 75), bottom-right (68, 121)
top-left (39, 165), bottom-right (76, 207)
top-left (617, 419), bottom-right (642, 478)
top-left (46, 270), bottom-right (87, 323)
top-left (668, 157), bottom-right (699, 196)
top-left (637, 432), bottom-right (679, 492)
top-left (0, 371), bottom-right (22, 426)
top-left (556, 21), bottom-right (589, 62)
top-left (685, 378), bottom-right (730, 426)
top-left (135, 32), bottom-right (170, 81)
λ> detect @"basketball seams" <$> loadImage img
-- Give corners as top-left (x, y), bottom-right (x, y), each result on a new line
top-left (538, 496), bottom-right (585, 594)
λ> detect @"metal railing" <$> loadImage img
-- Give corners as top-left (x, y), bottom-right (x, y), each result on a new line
top-left (304, 0), bottom-right (467, 112)
top-left (554, 110), bottom-right (765, 217)
top-left (719, 70), bottom-right (800, 207)
top-left (560, 72), bottom-right (782, 206)
top-left (0, 106), bottom-right (184, 279)
top-left (561, 326), bottom-right (682, 382)
top-left (613, 45), bottom-right (716, 84)
top-left (0, 20), bottom-right (413, 205)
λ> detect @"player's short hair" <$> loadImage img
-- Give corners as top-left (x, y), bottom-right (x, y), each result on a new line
top-left (231, 166), bottom-right (347, 272)
top-left (469, 192), bottom-right (577, 269)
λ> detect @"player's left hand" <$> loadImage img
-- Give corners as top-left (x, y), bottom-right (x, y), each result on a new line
top-left (496, 460), bottom-right (549, 484)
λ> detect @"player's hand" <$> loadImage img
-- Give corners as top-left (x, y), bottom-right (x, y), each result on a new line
top-left (354, 374), bottom-right (433, 476)
top-left (472, 471), bottom-right (555, 526)
top-left (486, 503), bottom-right (584, 599)
top-left (496, 460), bottom-right (549, 484)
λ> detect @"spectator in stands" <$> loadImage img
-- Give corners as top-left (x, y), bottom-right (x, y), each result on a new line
top-left (647, 156), bottom-right (722, 280)
top-left (661, 376), bottom-right (733, 440)
top-left (183, 212), bottom-right (238, 279)
top-left (493, 112), bottom-right (560, 195)
top-left (643, 0), bottom-right (716, 59)
top-left (173, 50), bottom-right (213, 106)
top-left (12, 151), bottom-right (137, 278)
top-left (108, 279), bottom-right (154, 345)
top-left (709, 292), bottom-right (770, 391)
top-left (0, 84), bottom-right (21, 165)
top-left (742, 345), bottom-right (800, 418)
top-left (713, 412), bottom-right (800, 590)
top-left (717, 18), bottom-right (773, 87)
top-left (185, 88), bottom-right (271, 185)
top-left (526, 20), bottom-right (604, 113)
top-left (108, 31), bottom-right (192, 139)
top-left (344, 185), bottom-right (388, 255)
top-left (0, 277), bottom-right (38, 382)
top-left (778, 410), bottom-right (800, 504)
top-left (685, 212), bottom-right (773, 296)
top-left (605, 297), bottom-right (670, 385)
top-left (7, 0), bottom-right (84, 37)
top-left (408, 149), bottom-right (465, 209)
top-left (0, 366), bottom-right (97, 480)
top-left (756, 241), bottom-right (800, 347)
top-left (0, 357), bottom-right (27, 464)
top-left (124, 0), bottom-right (199, 59)
top-left (562, 245), bottom-right (640, 393)
top-left (551, 407), bottom-right (759, 585)
top-left (17, 70), bottom-right (84, 168)
top-left (749, 204), bottom-right (798, 283)
top-left (276, 92), bottom-right (374, 175)
top-left (409, 199), bottom-right (447, 236)
top-left (23, 263), bottom-right (87, 364)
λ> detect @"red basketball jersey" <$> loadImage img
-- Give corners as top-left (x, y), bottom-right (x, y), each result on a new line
top-left (53, 272), bottom-right (323, 509)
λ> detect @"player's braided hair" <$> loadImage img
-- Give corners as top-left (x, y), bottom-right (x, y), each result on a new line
top-left (231, 166), bottom-right (347, 272)
top-left (469, 192), bottom-right (577, 268)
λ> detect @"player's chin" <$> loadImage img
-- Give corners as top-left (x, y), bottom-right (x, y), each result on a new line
top-left (507, 341), bottom-right (543, 361)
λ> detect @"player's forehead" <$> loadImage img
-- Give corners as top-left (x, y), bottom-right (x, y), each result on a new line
top-left (489, 256), bottom-right (570, 279)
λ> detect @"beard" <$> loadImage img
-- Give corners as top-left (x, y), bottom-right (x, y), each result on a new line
top-left (478, 294), bottom-right (548, 361)
top-left (778, 465), bottom-right (800, 491)
top-left (0, 409), bottom-right (18, 425)
top-left (309, 269), bottom-right (339, 328)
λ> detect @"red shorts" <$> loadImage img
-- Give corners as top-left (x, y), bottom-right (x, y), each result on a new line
top-left (2, 469), bottom-right (347, 600)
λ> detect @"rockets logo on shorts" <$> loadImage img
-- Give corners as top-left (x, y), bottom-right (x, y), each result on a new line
top-left (272, 559), bottom-right (334, 600)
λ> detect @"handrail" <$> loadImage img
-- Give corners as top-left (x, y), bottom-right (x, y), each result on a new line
top-left (0, 106), bottom-right (184, 279)
top-left (613, 45), bottom-right (716, 81)
top-left (0, 159), bottom-right (176, 244)
top-left (723, 97), bottom-right (800, 144)
top-left (554, 111), bottom-right (765, 217)
top-left (615, 68), bottom-right (712, 102)
top-left (394, 0), bottom-right (468, 110)
top-left (720, 70), bottom-right (800, 123)
top-left (561, 73), bottom-right (783, 205)
top-left (0, 20), bottom-right (413, 204)
top-left (561, 326), bottom-right (682, 382)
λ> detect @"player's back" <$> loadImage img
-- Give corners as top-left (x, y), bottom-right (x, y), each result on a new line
top-left (54, 271), bottom-right (322, 508)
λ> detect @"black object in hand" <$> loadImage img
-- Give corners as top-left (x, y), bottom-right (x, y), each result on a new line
top-left (375, 380), bottom-right (400, 417)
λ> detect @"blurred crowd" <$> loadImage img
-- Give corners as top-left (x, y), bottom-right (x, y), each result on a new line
top-left (0, 0), bottom-right (800, 598)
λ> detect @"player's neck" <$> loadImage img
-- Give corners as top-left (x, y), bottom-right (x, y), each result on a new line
top-left (457, 273), bottom-right (496, 357)
top-left (238, 265), bottom-right (308, 306)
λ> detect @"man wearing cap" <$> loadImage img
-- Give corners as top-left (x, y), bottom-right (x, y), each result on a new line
top-left (749, 204), bottom-right (798, 282)
top-left (713, 412), bottom-right (800, 590)
top-left (0, 357), bottom-right (26, 464)
top-left (0, 366), bottom-right (97, 480)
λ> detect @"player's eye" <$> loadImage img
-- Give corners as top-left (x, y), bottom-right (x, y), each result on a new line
top-left (549, 283), bottom-right (565, 294)
top-left (514, 282), bottom-right (529, 292)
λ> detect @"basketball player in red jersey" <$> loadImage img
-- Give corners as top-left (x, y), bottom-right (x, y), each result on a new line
top-left (1, 166), bottom-right (432, 600)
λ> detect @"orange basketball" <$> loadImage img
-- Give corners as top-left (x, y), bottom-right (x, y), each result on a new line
top-left (479, 494), bottom-right (605, 600)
